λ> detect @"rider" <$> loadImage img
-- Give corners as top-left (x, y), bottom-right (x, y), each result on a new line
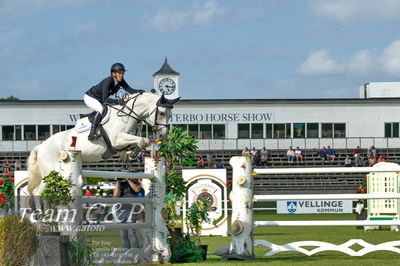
top-left (84, 63), bottom-right (144, 141)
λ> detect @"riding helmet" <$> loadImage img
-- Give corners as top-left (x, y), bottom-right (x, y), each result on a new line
top-left (110, 63), bottom-right (126, 72)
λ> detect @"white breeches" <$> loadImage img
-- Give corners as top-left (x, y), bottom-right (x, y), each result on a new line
top-left (84, 94), bottom-right (104, 114)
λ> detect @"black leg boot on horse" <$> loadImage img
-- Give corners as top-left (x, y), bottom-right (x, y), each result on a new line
top-left (88, 111), bottom-right (102, 141)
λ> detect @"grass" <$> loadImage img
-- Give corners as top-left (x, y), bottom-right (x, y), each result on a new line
top-left (86, 212), bottom-right (400, 265)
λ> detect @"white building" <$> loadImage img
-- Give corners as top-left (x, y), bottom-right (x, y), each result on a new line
top-left (1, 59), bottom-right (400, 152)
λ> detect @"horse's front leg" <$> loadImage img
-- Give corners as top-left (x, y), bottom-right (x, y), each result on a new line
top-left (114, 132), bottom-right (150, 150)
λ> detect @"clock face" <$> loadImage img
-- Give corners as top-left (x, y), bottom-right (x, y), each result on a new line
top-left (159, 78), bottom-right (176, 95)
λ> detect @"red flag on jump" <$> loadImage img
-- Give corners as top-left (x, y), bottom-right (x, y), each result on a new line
top-left (71, 136), bottom-right (77, 148)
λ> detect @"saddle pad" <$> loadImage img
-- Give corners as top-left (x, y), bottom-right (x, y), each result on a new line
top-left (74, 108), bottom-right (111, 133)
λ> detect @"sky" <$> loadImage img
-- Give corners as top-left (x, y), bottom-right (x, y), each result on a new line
top-left (2, 0), bottom-right (400, 100)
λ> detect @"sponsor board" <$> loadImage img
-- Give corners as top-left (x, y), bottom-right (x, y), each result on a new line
top-left (183, 169), bottom-right (228, 236)
top-left (277, 200), bottom-right (353, 214)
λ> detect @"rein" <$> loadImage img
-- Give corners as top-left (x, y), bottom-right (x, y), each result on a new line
top-left (107, 93), bottom-right (169, 133)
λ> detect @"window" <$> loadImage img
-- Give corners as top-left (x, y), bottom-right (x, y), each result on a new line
top-left (2, 126), bottom-right (14, 140)
top-left (38, 125), bottom-right (50, 140)
top-left (238, 124), bottom-right (250, 139)
top-left (213, 124), bottom-right (225, 139)
top-left (251, 124), bottom-right (263, 139)
top-left (66, 125), bottom-right (74, 130)
top-left (14, 125), bottom-right (22, 140)
top-left (321, 123), bottom-right (345, 138)
top-left (322, 123), bottom-right (333, 138)
top-left (286, 123), bottom-right (291, 138)
top-left (188, 124), bottom-right (199, 139)
top-left (200, 124), bottom-right (212, 139)
top-left (293, 123), bottom-right (305, 138)
top-left (24, 125), bottom-right (36, 140)
top-left (265, 124), bottom-right (272, 138)
top-left (52, 125), bottom-right (62, 134)
top-left (385, 122), bottom-right (400, 138)
top-left (334, 123), bottom-right (346, 138)
top-left (273, 124), bottom-right (286, 139)
top-left (307, 123), bottom-right (319, 138)
top-left (394, 123), bottom-right (399, 138)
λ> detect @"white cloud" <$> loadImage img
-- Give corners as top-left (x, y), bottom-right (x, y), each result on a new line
top-left (297, 50), bottom-right (342, 75)
top-left (146, 0), bottom-right (226, 33)
top-left (297, 40), bottom-right (400, 77)
top-left (380, 40), bottom-right (400, 76)
top-left (308, 0), bottom-right (400, 23)
top-left (345, 50), bottom-right (374, 75)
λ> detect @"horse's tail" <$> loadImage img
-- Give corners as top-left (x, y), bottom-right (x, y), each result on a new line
top-left (27, 145), bottom-right (42, 195)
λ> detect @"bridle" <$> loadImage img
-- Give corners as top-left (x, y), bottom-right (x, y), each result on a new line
top-left (108, 93), bottom-right (170, 134)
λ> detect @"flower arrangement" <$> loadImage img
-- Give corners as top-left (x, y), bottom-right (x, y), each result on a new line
top-left (0, 173), bottom-right (15, 211)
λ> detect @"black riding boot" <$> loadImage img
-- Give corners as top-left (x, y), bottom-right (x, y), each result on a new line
top-left (88, 112), bottom-right (102, 141)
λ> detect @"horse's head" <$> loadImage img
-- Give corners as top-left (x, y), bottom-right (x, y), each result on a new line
top-left (123, 92), bottom-right (179, 141)
top-left (150, 93), bottom-right (180, 140)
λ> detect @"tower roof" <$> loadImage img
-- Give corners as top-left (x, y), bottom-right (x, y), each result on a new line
top-left (153, 57), bottom-right (179, 76)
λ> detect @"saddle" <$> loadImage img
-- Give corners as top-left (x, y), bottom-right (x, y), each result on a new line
top-left (75, 105), bottom-right (117, 160)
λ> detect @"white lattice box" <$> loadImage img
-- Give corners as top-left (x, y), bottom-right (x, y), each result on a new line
top-left (367, 162), bottom-right (400, 220)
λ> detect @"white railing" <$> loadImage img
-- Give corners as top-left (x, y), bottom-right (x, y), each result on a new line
top-left (220, 156), bottom-right (400, 260)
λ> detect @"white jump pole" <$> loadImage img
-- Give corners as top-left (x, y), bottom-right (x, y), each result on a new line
top-left (254, 193), bottom-right (400, 201)
top-left (254, 166), bottom-right (400, 174)
top-left (142, 156), bottom-right (170, 264)
top-left (55, 150), bottom-right (83, 237)
top-left (227, 156), bottom-right (254, 259)
top-left (255, 220), bottom-right (400, 227)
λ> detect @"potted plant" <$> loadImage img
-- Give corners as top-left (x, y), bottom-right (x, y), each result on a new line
top-left (40, 170), bottom-right (75, 231)
top-left (170, 197), bottom-right (211, 263)
top-left (159, 127), bottom-right (197, 231)
top-left (159, 126), bottom-right (216, 262)
top-left (0, 173), bottom-right (15, 216)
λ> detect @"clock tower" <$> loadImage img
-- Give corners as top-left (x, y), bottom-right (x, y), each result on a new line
top-left (153, 57), bottom-right (180, 99)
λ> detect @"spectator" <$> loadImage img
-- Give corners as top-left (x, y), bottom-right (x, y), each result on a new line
top-left (14, 159), bottom-right (22, 171)
top-left (216, 160), bottom-right (224, 169)
top-left (326, 146), bottom-right (336, 161)
top-left (367, 155), bottom-right (376, 167)
top-left (196, 156), bottom-right (205, 168)
top-left (355, 155), bottom-right (364, 167)
top-left (250, 147), bottom-right (257, 158)
top-left (367, 146), bottom-right (377, 159)
top-left (113, 178), bottom-right (144, 250)
top-left (294, 147), bottom-right (303, 162)
top-left (377, 155), bottom-right (386, 163)
top-left (286, 146), bottom-right (295, 164)
top-left (317, 147), bottom-right (327, 161)
top-left (242, 147), bottom-right (250, 157)
top-left (260, 147), bottom-right (269, 166)
top-left (353, 146), bottom-right (361, 159)
top-left (2, 160), bottom-right (10, 175)
top-left (206, 153), bottom-right (213, 168)
top-left (253, 152), bottom-right (261, 165)
top-left (344, 155), bottom-right (352, 167)
top-left (135, 149), bottom-right (147, 163)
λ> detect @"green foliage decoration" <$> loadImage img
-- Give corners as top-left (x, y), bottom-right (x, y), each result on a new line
top-left (159, 126), bottom-right (198, 170)
top-left (68, 235), bottom-right (94, 266)
top-left (170, 233), bottom-right (204, 263)
top-left (41, 170), bottom-right (75, 207)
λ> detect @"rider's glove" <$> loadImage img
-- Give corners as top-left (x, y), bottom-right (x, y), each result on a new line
top-left (104, 98), bottom-right (118, 105)
top-left (118, 98), bottom-right (125, 105)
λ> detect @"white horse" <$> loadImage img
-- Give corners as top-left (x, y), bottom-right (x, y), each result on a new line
top-left (27, 92), bottom-right (179, 196)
